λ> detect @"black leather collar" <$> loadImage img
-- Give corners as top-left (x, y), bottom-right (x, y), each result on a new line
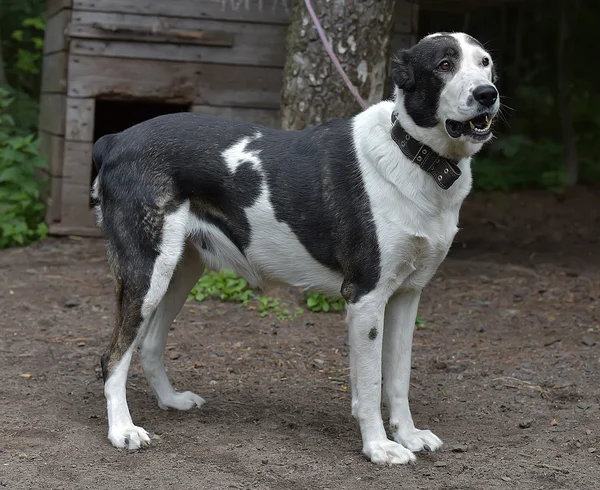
top-left (390, 112), bottom-right (462, 190)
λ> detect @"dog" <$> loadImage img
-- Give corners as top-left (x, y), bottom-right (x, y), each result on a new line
top-left (91, 32), bottom-right (499, 465)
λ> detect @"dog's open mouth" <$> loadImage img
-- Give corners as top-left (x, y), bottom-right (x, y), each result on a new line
top-left (445, 114), bottom-right (494, 141)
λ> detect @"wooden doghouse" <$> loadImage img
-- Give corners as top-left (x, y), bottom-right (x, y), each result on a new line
top-left (39, 0), bottom-right (418, 236)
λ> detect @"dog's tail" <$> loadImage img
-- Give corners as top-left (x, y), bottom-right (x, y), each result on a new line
top-left (91, 134), bottom-right (115, 229)
top-left (92, 133), bottom-right (115, 173)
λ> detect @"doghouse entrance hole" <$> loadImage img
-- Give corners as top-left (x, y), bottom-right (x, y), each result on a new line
top-left (90, 99), bottom-right (190, 204)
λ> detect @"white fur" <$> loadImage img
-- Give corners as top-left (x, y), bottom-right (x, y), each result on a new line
top-left (105, 347), bottom-right (151, 450)
top-left (438, 33), bottom-right (498, 138)
top-left (142, 202), bottom-right (190, 318)
top-left (222, 131), bottom-right (263, 173)
top-left (140, 245), bottom-right (206, 411)
top-left (244, 185), bottom-right (344, 295)
top-left (105, 32), bottom-right (496, 465)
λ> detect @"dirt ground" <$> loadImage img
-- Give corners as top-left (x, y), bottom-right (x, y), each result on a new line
top-left (1, 188), bottom-right (599, 490)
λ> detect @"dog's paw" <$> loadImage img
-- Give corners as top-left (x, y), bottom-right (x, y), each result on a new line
top-left (363, 440), bottom-right (416, 465)
top-left (108, 425), bottom-right (151, 450)
top-left (393, 428), bottom-right (443, 452)
top-left (158, 391), bottom-right (205, 411)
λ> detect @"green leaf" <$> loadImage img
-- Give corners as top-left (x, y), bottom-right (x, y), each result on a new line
top-left (11, 30), bottom-right (24, 42)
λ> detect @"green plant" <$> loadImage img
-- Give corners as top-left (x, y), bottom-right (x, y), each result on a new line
top-left (4, 14), bottom-right (46, 132)
top-left (257, 295), bottom-right (303, 321)
top-left (473, 134), bottom-right (567, 193)
top-left (188, 270), bottom-right (302, 321)
top-left (305, 292), bottom-right (345, 313)
top-left (189, 270), bottom-right (427, 327)
top-left (0, 88), bottom-right (47, 248)
top-left (188, 269), bottom-right (253, 304)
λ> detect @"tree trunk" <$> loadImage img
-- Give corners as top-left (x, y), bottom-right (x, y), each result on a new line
top-left (557, 0), bottom-right (579, 186)
top-left (281, 0), bottom-right (396, 130)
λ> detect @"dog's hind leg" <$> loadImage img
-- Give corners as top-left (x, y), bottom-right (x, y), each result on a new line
top-left (102, 202), bottom-right (190, 450)
top-left (139, 242), bottom-right (205, 411)
top-left (382, 289), bottom-right (443, 453)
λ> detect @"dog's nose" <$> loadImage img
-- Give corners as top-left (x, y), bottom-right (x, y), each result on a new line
top-left (473, 85), bottom-right (498, 108)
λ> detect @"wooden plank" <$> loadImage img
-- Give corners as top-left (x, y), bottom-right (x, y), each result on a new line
top-left (47, 0), bottom-right (73, 19)
top-left (67, 55), bottom-right (282, 109)
top-left (67, 12), bottom-right (286, 66)
top-left (67, 23), bottom-right (234, 47)
top-left (60, 141), bottom-right (95, 228)
top-left (72, 0), bottom-right (291, 25)
top-left (44, 9), bottom-right (71, 54)
top-left (70, 37), bottom-right (285, 67)
top-left (65, 98), bottom-right (95, 142)
top-left (59, 182), bottom-right (97, 228)
top-left (45, 175), bottom-right (64, 223)
top-left (38, 94), bottom-right (66, 135)
top-left (49, 223), bottom-right (102, 237)
top-left (38, 130), bottom-right (65, 222)
top-left (38, 130), bottom-right (65, 177)
top-left (62, 141), bottom-right (93, 186)
top-left (41, 51), bottom-right (68, 93)
top-left (192, 105), bottom-right (280, 128)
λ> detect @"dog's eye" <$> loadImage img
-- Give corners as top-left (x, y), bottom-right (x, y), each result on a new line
top-left (482, 57), bottom-right (490, 67)
top-left (438, 60), bottom-right (451, 71)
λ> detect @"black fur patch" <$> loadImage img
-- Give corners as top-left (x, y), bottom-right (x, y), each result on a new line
top-left (100, 352), bottom-right (110, 382)
top-left (368, 327), bottom-right (378, 340)
top-left (94, 112), bottom-right (381, 302)
top-left (393, 35), bottom-right (462, 128)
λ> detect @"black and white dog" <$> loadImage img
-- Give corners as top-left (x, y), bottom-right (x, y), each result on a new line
top-left (92, 32), bottom-right (499, 465)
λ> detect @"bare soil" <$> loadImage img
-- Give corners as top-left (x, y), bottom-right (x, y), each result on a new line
top-left (1, 188), bottom-right (599, 490)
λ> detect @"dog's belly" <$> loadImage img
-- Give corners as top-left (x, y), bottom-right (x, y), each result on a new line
top-left (189, 196), bottom-right (344, 297)
top-left (244, 192), bottom-right (344, 295)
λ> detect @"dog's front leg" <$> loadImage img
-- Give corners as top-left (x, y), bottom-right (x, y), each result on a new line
top-left (347, 291), bottom-right (416, 465)
top-left (382, 289), bottom-right (443, 452)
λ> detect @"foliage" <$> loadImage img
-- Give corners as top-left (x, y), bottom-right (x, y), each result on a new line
top-left (305, 292), bottom-right (345, 313)
top-left (0, 88), bottom-right (47, 247)
top-left (472, 134), bottom-right (566, 193)
top-left (427, 1), bottom-right (600, 191)
top-left (188, 270), bottom-right (302, 321)
top-left (189, 269), bottom-right (253, 304)
top-left (2, 14), bottom-right (45, 132)
top-left (189, 270), bottom-right (427, 326)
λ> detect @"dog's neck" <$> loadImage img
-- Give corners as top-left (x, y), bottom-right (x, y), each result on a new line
top-left (393, 90), bottom-right (484, 162)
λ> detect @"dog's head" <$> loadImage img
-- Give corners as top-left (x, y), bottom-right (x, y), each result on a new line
top-left (392, 32), bottom-right (499, 156)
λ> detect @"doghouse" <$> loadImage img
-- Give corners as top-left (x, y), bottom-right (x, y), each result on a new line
top-left (38, 0), bottom-right (419, 236)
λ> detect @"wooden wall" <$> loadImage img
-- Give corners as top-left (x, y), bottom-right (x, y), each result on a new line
top-left (40, 0), bottom-right (418, 235)
top-left (39, 0), bottom-right (72, 227)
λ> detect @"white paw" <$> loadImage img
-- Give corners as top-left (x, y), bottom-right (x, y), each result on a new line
top-left (158, 391), bottom-right (206, 411)
top-left (108, 425), bottom-right (151, 450)
top-left (393, 428), bottom-right (443, 452)
top-left (363, 440), bottom-right (416, 465)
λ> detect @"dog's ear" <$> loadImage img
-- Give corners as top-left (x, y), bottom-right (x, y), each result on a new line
top-left (392, 49), bottom-right (415, 92)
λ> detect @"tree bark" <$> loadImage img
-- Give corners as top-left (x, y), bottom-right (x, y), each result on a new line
top-left (557, 0), bottom-right (579, 186)
top-left (281, 0), bottom-right (396, 130)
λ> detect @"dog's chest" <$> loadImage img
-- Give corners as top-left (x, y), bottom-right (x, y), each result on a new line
top-left (378, 206), bottom-right (460, 291)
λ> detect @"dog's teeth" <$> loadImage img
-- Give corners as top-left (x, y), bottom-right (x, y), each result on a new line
top-left (469, 121), bottom-right (476, 130)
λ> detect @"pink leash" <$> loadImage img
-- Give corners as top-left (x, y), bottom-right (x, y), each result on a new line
top-left (303, 0), bottom-right (368, 110)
